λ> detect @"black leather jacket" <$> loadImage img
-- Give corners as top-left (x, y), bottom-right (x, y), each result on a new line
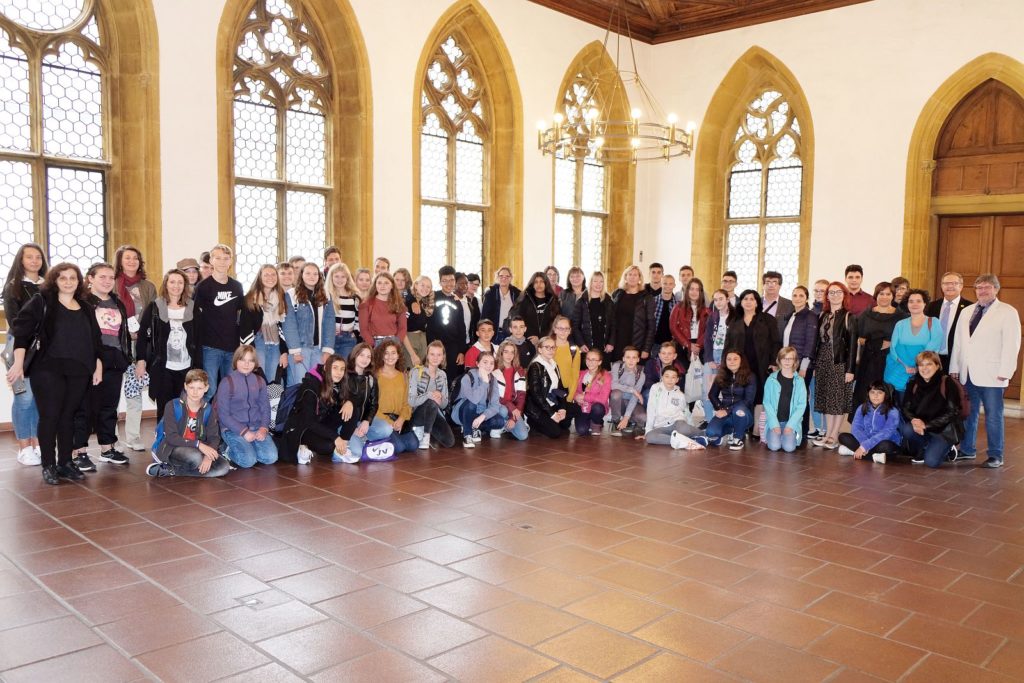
top-left (902, 373), bottom-right (963, 443)
top-left (525, 361), bottom-right (567, 419)
top-left (815, 309), bottom-right (858, 373)
top-left (345, 371), bottom-right (378, 424)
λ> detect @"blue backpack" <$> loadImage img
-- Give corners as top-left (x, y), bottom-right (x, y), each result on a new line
top-left (272, 383), bottom-right (303, 434)
top-left (152, 399), bottom-right (212, 456)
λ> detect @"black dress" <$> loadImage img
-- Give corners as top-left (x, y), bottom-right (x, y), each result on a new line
top-left (851, 308), bottom-right (906, 415)
top-left (610, 290), bottom-right (645, 363)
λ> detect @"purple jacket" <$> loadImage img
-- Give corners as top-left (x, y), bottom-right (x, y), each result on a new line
top-left (215, 370), bottom-right (271, 434)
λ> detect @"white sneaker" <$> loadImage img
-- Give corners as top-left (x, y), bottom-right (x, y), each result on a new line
top-left (463, 436), bottom-right (476, 448)
top-left (339, 449), bottom-right (360, 464)
top-left (33, 445), bottom-right (41, 460)
top-left (489, 429), bottom-right (503, 439)
top-left (837, 445), bottom-right (855, 456)
top-left (17, 446), bottom-right (40, 466)
top-left (669, 430), bottom-right (687, 449)
top-left (125, 441), bottom-right (147, 452)
top-left (872, 452), bottom-right (887, 464)
top-left (471, 429), bottom-right (483, 443)
top-left (296, 445), bottom-right (313, 464)
top-left (418, 433), bottom-right (431, 450)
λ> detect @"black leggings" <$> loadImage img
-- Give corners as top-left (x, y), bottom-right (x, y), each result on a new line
top-left (152, 368), bottom-right (188, 424)
top-left (33, 366), bottom-right (91, 468)
top-left (838, 433), bottom-right (900, 455)
top-left (411, 401), bottom-right (455, 448)
top-left (528, 403), bottom-right (581, 439)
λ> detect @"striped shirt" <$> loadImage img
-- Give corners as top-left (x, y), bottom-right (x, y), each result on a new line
top-left (334, 296), bottom-right (359, 334)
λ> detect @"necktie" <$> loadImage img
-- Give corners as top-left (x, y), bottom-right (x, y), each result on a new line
top-left (968, 304), bottom-right (987, 335)
top-left (939, 300), bottom-right (952, 354)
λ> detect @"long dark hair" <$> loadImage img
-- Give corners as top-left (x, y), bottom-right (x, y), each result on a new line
top-left (371, 339), bottom-right (406, 374)
top-left (321, 354), bottom-right (349, 406)
top-left (114, 244), bottom-right (147, 280)
top-left (3, 242), bottom-right (48, 303)
top-left (524, 271), bottom-right (555, 301)
top-left (716, 349), bottom-right (753, 387)
top-left (860, 380), bottom-right (895, 416)
top-left (245, 264), bottom-right (286, 314)
top-left (293, 263), bottom-right (328, 306)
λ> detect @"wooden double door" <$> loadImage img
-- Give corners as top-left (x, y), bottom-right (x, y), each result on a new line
top-left (936, 214), bottom-right (1023, 399)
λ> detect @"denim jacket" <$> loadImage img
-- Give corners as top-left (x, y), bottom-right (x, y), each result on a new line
top-left (282, 288), bottom-right (335, 355)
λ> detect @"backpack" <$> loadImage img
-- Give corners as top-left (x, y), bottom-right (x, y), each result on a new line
top-left (272, 383), bottom-right (303, 434)
top-left (940, 375), bottom-right (971, 421)
top-left (152, 400), bottom-right (212, 457)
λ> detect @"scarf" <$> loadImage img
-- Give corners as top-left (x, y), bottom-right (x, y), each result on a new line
top-left (261, 289), bottom-right (282, 343)
top-left (416, 291), bottom-right (435, 317)
top-left (117, 273), bottom-right (141, 318)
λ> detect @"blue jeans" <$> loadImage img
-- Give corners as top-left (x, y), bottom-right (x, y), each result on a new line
top-left (497, 405), bottom-right (530, 440)
top-left (808, 375), bottom-right (824, 431)
top-left (900, 422), bottom-right (953, 468)
top-left (333, 332), bottom-right (357, 363)
top-left (202, 347), bottom-right (235, 400)
top-left (388, 429), bottom-right (420, 455)
top-left (348, 417), bottom-right (393, 458)
top-left (962, 379), bottom-right (1005, 460)
top-left (221, 428), bottom-right (278, 468)
top-left (707, 406), bottom-right (753, 441)
top-left (255, 333), bottom-right (282, 382)
top-left (11, 378), bottom-right (39, 440)
top-left (456, 401), bottom-right (505, 434)
top-left (765, 428), bottom-right (798, 452)
top-left (576, 403), bottom-right (606, 435)
top-left (287, 346), bottom-right (319, 385)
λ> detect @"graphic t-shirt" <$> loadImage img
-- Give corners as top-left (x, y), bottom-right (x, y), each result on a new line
top-left (183, 406), bottom-right (199, 441)
top-left (94, 298), bottom-right (122, 348)
top-left (194, 276), bottom-right (243, 351)
top-left (165, 306), bottom-right (191, 371)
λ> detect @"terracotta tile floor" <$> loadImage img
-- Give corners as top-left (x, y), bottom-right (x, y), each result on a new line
top-left (1, 421), bottom-right (1022, 682)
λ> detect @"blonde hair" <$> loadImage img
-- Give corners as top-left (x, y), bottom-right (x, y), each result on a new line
top-left (210, 243), bottom-right (232, 257)
top-left (618, 264), bottom-right (644, 290)
top-left (326, 263), bottom-right (359, 300)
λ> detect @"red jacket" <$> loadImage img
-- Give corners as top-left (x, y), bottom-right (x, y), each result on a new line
top-left (498, 366), bottom-right (527, 415)
top-left (669, 302), bottom-right (709, 355)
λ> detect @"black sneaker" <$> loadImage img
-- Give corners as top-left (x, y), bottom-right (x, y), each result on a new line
top-left (982, 458), bottom-right (1004, 469)
top-left (911, 456), bottom-right (924, 465)
top-left (957, 450), bottom-right (977, 460)
top-left (98, 448), bottom-right (129, 465)
top-left (57, 462), bottom-right (86, 481)
top-left (72, 453), bottom-right (97, 472)
top-left (947, 446), bottom-right (959, 462)
top-left (42, 465), bottom-right (61, 485)
top-left (146, 462), bottom-right (175, 477)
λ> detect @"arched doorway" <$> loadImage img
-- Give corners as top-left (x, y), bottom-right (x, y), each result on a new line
top-left (932, 79), bottom-right (1024, 399)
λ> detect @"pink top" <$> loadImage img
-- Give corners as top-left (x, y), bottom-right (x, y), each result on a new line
top-left (358, 297), bottom-right (407, 343)
top-left (574, 368), bottom-right (612, 411)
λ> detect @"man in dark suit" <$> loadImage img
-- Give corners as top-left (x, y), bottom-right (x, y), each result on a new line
top-left (761, 271), bottom-right (794, 336)
top-left (455, 272), bottom-right (481, 346)
top-left (924, 270), bottom-right (972, 373)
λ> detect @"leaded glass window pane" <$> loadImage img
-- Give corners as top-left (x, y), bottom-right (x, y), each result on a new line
top-left (0, 160), bottom-right (34, 292)
top-left (581, 161), bottom-right (605, 213)
top-left (420, 204), bottom-right (448, 282)
top-left (46, 167), bottom-right (105, 273)
top-left (553, 212), bottom-right (574, 283)
top-left (554, 156), bottom-right (575, 210)
top-left (234, 184), bottom-right (278, 287)
top-left (763, 221), bottom-right (800, 291)
top-left (580, 215), bottom-right (603, 279)
top-left (0, 0), bottom-right (84, 31)
top-left (726, 223), bottom-right (760, 294)
top-left (286, 190), bottom-right (326, 265)
top-left (42, 42), bottom-right (103, 160)
top-left (231, 0), bottom-right (331, 265)
top-left (0, 30), bottom-right (31, 151)
top-left (420, 31), bottom-right (488, 275)
top-left (725, 88), bottom-right (804, 287)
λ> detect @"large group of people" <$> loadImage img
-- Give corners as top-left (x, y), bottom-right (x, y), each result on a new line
top-left (2, 242), bottom-right (1019, 486)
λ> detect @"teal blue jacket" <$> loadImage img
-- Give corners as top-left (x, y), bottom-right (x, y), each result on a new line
top-left (763, 371), bottom-right (807, 443)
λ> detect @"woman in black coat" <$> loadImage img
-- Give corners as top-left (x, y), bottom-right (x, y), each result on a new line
top-left (481, 266), bottom-right (520, 340)
top-left (850, 282), bottom-right (906, 418)
top-left (572, 272), bottom-right (616, 358)
top-left (524, 336), bottom-right (579, 438)
top-left (511, 272), bottom-right (560, 343)
top-left (900, 351), bottom-right (962, 468)
top-left (280, 355), bottom-right (348, 463)
top-left (137, 269), bottom-right (200, 423)
top-left (725, 290), bottom-right (782, 406)
top-left (7, 263), bottom-right (102, 485)
top-left (781, 285), bottom-right (819, 441)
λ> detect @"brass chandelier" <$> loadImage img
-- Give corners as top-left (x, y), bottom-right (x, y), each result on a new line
top-left (537, 2), bottom-right (695, 164)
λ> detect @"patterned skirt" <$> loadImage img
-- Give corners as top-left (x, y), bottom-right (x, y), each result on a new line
top-left (814, 339), bottom-right (853, 415)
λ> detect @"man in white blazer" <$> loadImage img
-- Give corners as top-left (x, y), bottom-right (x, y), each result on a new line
top-left (950, 274), bottom-right (1022, 468)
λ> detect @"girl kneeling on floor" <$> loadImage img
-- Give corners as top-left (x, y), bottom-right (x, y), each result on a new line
top-left (838, 380), bottom-right (901, 463)
top-left (762, 346), bottom-right (808, 453)
top-left (372, 340), bottom-right (420, 455)
top-left (642, 366), bottom-right (706, 449)
top-left (408, 341), bottom-right (456, 449)
top-left (574, 350), bottom-right (612, 435)
top-left (494, 340), bottom-right (530, 440)
top-left (280, 354), bottom-right (350, 463)
top-left (706, 351), bottom-right (756, 450)
top-left (335, 343), bottom-right (389, 463)
top-left (215, 345), bottom-right (278, 467)
top-left (453, 351), bottom-right (505, 447)
top-left (149, 369), bottom-right (228, 477)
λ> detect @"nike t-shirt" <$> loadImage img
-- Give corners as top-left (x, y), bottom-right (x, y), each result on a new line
top-left (194, 276), bottom-right (243, 352)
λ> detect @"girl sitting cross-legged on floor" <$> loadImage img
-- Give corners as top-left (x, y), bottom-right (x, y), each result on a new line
top-left (573, 349), bottom-right (612, 436)
top-left (641, 365), bottom-right (706, 449)
top-left (838, 379), bottom-right (902, 463)
top-left (280, 354), bottom-right (350, 464)
top-left (453, 351), bottom-right (505, 448)
top-left (705, 350), bottom-right (757, 451)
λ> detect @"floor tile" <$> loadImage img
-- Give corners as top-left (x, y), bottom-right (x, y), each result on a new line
top-left (714, 637), bottom-right (841, 683)
top-left (1, 644), bottom-right (147, 683)
top-left (807, 625), bottom-right (926, 680)
top-left (257, 619), bottom-right (378, 675)
top-left (310, 649), bottom-right (446, 683)
top-left (412, 576), bottom-right (519, 617)
top-left (213, 598), bottom-right (328, 641)
top-left (316, 584), bottom-right (426, 629)
top-left (471, 600), bottom-right (582, 645)
top-left (137, 630), bottom-right (270, 682)
top-left (428, 634), bottom-right (559, 681)
top-left (0, 615), bottom-right (103, 671)
top-left (564, 590), bottom-right (669, 632)
top-left (96, 603), bottom-right (221, 656)
top-left (632, 611), bottom-right (748, 663)
top-left (369, 608), bottom-right (487, 659)
top-left (536, 623), bottom-right (658, 679)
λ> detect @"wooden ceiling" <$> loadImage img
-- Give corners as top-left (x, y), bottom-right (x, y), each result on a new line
top-left (526, 0), bottom-right (872, 44)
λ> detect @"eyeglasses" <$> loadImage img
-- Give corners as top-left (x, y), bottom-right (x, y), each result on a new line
top-left (827, 290), bottom-right (844, 295)
top-left (540, 344), bottom-right (555, 350)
